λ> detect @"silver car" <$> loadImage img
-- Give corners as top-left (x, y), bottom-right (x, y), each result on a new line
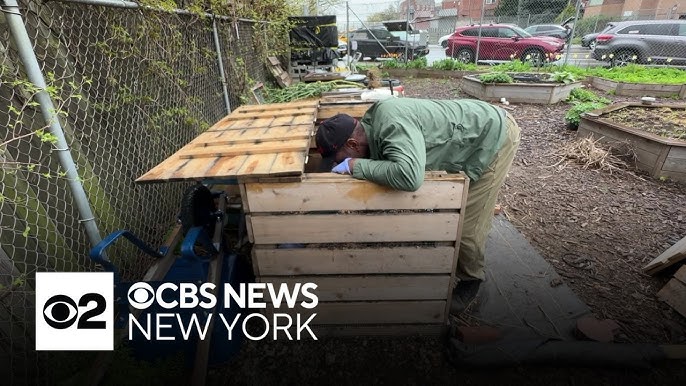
top-left (592, 20), bottom-right (686, 66)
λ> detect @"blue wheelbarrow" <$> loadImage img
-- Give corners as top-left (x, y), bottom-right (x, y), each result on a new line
top-left (89, 183), bottom-right (253, 375)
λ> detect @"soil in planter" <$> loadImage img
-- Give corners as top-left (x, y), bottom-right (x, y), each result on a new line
top-left (510, 72), bottom-right (558, 84)
top-left (604, 106), bottom-right (686, 141)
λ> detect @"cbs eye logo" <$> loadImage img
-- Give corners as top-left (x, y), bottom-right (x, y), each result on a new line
top-left (43, 293), bottom-right (107, 330)
top-left (127, 282), bottom-right (155, 309)
top-left (35, 272), bottom-right (113, 351)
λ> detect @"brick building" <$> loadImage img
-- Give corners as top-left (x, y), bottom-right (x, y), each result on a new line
top-left (584, 0), bottom-right (686, 19)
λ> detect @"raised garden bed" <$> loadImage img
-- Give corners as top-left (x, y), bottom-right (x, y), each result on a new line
top-left (461, 73), bottom-right (581, 104)
top-left (589, 76), bottom-right (686, 99)
top-left (578, 102), bottom-right (686, 182)
top-left (383, 68), bottom-right (484, 79)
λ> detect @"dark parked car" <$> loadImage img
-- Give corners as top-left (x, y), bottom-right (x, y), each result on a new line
top-left (349, 23), bottom-right (429, 61)
top-left (446, 24), bottom-right (565, 64)
top-left (592, 20), bottom-right (686, 66)
top-left (524, 24), bottom-right (572, 40)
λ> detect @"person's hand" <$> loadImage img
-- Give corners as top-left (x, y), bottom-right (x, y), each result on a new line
top-left (331, 158), bottom-right (352, 174)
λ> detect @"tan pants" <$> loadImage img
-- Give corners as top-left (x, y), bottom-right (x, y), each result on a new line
top-left (456, 113), bottom-right (521, 281)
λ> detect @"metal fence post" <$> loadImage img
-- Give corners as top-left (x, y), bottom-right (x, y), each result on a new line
top-left (563, 0), bottom-right (582, 67)
top-left (212, 17), bottom-right (231, 114)
top-left (2, 0), bottom-right (104, 251)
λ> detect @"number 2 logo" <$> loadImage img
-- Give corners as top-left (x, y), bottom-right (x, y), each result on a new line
top-left (42, 293), bottom-right (107, 330)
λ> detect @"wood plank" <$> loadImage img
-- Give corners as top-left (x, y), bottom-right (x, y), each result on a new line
top-left (657, 279), bottom-right (686, 318)
top-left (660, 170), bottom-right (686, 183)
top-left (446, 174), bottom-right (470, 319)
top-left (178, 138), bottom-right (310, 159)
top-left (210, 117), bottom-right (276, 131)
top-left (233, 100), bottom-right (318, 113)
top-left (578, 120), bottom-right (666, 155)
top-left (260, 275), bottom-right (451, 301)
top-left (254, 245), bottom-right (455, 275)
top-left (243, 173), bottom-right (466, 213)
top-left (265, 151), bottom-right (306, 177)
top-left (662, 156), bottom-right (686, 173)
top-left (644, 235), bottom-right (686, 275)
top-left (669, 146), bottom-right (686, 160)
top-left (674, 266), bottom-right (686, 285)
top-left (236, 153), bottom-right (279, 177)
top-left (268, 300), bottom-right (446, 324)
top-left (195, 125), bottom-right (312, 143)
top-left (317, 103), bottom-right (373, 120)
top-left (248, 213), bottom-right (460, 244)
top-left (222, 108), bottom-right (317, 122)
top-left (187, 155), bottom-right (248, 180)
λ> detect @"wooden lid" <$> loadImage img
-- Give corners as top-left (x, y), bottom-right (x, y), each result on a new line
top-left (136, 100), bottom-right (319, 183)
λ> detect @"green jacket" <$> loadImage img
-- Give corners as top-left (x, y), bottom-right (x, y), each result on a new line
top-left (352, 98), bottom-right (507, 191)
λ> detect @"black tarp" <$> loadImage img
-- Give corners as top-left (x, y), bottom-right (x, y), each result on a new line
top-left (289, 16), bottom-right (338, 48)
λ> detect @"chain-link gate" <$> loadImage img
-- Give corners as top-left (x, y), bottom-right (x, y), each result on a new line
top-left (343, 0), bottom-right (686, 66)
top-left (0, 0), bottom-right (275, 383)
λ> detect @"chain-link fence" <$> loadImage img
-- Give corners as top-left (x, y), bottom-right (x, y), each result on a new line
top-left (0, 0), bottom-right (277, 383)
top-left (342, 0), bottom-right (686, 66)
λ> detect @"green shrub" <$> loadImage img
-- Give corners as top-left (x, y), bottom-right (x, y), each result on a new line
top-left (587, 64), bottom-right (686, 85)
top-left (431, 58), bottom-right (478, 71)
top-left (567, 88), bottom-right (610, 104)
top-left (381, 59), bottom-right (404, 69)
top-left (490, 61), bottom-right (533, 73)
top-left (479, 72), bottom-right (513, 84)
top-left (565, 101), bottom-right (608, 128)
top-left (549, 71), bottom-right (577, 84)
top-left (405, 56), bottom-right (428, 69)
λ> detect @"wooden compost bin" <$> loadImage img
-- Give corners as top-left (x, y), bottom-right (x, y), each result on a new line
top-left (461, 74), bottom-right (581, 104)
top-left (578, 103), bottom-right (686, 182)
top-left (589, 77), bottom-right (686, 99)
top-left (137, 99), bottom-right (468, 336)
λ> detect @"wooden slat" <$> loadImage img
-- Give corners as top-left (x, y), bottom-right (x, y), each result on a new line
top-left (248, 213), bottom-right (460, 244)
top-left (662, 156), bottom-right (686, 173)
top-left (209, 116), bottom-right (276, 131)
top-left (644, 235), bottom-right (686, 275)
top-left (194, 126), bottom-right (312, 145)
top-left (317, 103), bottom-right (373, 120)
top-left (669, 146), bottom-right (686, 160)
top-left (268, 301), bottom-right (446, 325)
top-left (137, 101), bottom-right (318, 182)
top-left (178, 138), bottom-right (310, 159)
top-left (233, 100), bottom-right (318, 113)
top-left (657, 279), bottom-right (686, 318)
top-left (674, 266), bottom-right (686, 284)
top-left (243, 173), bottom-right (466, 213)
top-left (446, 173), bottom-right (470, 319)
top-left (222, 108), bottom-right (317, 122)
top-left (260, 275), bottom-right (450, 301)
top-left (264, 152), bottom-right (306, 177)
top-left (236, 153), bottom-right (279, 177)
top-left (254, 245), bottom-right (455, 275)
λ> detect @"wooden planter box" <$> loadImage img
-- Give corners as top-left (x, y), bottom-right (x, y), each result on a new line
top-left (241, 171), bottom-right (468, 336)
top-left (138, 99), bottom-right (468, 336)
top-left (589, 76), bottom-right (686, 99)
top-left (384, 68), bottom-right (484, 79)
top-left (578, 103), bottom-right (686, 182)
top-left (461, 74), bottom-right (581, 104)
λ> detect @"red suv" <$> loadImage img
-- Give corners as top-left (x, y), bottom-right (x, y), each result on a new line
top-left (446, 24), bottom-right (565, 64)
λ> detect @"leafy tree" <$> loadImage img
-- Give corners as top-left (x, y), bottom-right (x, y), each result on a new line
top-left (367, 4), bottom-right (400, 23)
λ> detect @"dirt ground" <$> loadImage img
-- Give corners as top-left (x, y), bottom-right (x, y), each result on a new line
top-left (210, 77), bottom-right (686, 385)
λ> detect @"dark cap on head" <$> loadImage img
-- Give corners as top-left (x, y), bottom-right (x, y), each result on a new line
top-left (316, 114), bottom-right (357, 158)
